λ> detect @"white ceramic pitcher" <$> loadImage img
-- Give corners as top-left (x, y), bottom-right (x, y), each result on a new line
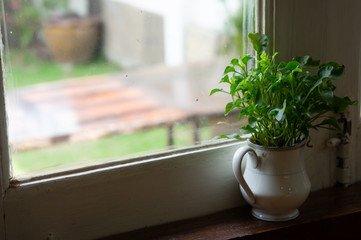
top-left (232, 140), bottom-right (311, 221)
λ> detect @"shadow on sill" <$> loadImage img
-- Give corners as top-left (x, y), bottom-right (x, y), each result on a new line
top-left (101, 182), bottom-right (361, 240)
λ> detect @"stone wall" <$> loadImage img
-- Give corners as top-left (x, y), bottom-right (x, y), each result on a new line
top-left (185, 25), bottom-right (224, 63)
top-left (102, 0), bottom-right (164, 69)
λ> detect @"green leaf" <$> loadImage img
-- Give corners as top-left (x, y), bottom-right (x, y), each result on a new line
top-left (230, 82), bottom-right (238, 95)
top-left (267, 80), bottom-right (281, 92)
top-left (293, 56), bottom-right (320, 68)
top-left (293, 68), bottom-right (302, 73)
top-left (316, 117), bottom-right (341, 131)
top-left (248, 116), bottom-right (257, 128)
top-left (224, 66), bottom-right (236, 74)
top-left (239, 109), bottom-right (248, 119)
top-left (275, 100), bottom-right (287, 121)
top-left (300, 126), bottom-right (309, 138)
top-left (320, 90), bottom-right (334, 103)
top-left (231, 58), bottom-right (240, 67)
top-left (241, 54), bottom-right (254, 65)
top-left (305, 112), bottom-right (313, 119)
top-left (327, 62), bottom-right (345, 79)
top-left (234, 99), bottom-right (242, 108)
top-left (255, 88), bottom-right (264, 106)
top-left (285, 61), bottom-right (300, 71)
top-left (216, 133), bottom-right (245, 140)
top-left (318, 62), bottom-right (344, 80)
top-left (225, 102), bottom-right (235, 115)
top-left (318, 66), bottom-right (332, 80)
top-left (304, 78), bottom-right (323, 101)
top-left (248, 32), bottom-right (269, 53)
top-left (330, 96), bottom-right (358, 113)
top-left (220, 75), bottom-right (230, 84)
top-left (276, 72), bottom-right (282, 80)
top-left (277, 62), bottom-right (287, 70)
top-left (240, 125), bottom-right (255, 134)
top-left (209, 88), bottom-right (224, 96)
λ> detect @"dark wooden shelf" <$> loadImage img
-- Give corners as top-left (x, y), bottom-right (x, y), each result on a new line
top-left (103, 182), bottom-right (361, 240)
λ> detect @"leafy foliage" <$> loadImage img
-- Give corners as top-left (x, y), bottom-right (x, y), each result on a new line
top-left (210, 32), bottom-right (357, 147)
top-left (2, 0), bottom-right (72, 48)
top-left (40, 0), bottom-right (71, 21)
top-left (3, 0), bottom-right (41, 48)
top-left (221, 0), bottom-right (255, 55)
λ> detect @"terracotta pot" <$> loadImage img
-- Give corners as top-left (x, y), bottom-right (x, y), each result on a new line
top-left (232, 140), bottom-right (311, 221)
top-left (43, 17), bottom-right (100, 64)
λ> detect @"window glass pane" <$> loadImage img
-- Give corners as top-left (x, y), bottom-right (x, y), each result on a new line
top-left (1, 0), bottom-right (255, 178)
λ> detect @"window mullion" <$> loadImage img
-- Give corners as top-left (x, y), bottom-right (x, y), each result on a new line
top-left (0, 54), bottom-right (11, 192)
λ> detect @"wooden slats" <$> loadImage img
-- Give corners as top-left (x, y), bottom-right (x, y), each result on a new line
top-left (10, 74), bottom-right (189, 149)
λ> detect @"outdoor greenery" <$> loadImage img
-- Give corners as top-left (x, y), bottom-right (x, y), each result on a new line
top-left (41, 0), bottom-right (69, 20)
top-left (12, 124), bottom-right (212, 177)
top-left (221, 0), bottom-right (255, 55)
top-left (3, 0), bottom-right (41, 48)
top-left (8, 49), bottom-right (210, 177)
top-left (210, 32), bottom-right (357, 147)
top-left (8, 49), bottom-right (214, 177)
top-left (7, 49), bottom-right (120, 87)
top-left (2, 0), bottom-right (75, 49)
top-left (5, 1), bottom-right (218, 178)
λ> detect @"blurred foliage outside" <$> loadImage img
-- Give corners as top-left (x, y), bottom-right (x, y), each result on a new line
top-left (221, 0), bottom-right (255, 55)
top-left (3, 0), bottom-right (252, 176)
top-left (2, 0), bottom-right (41, 48)
top-left (6, 41), bottom-right (212, 177)
top-left (7, 49), bottom-right (120, 87)
top-left (12, 123), bottom-right (212, 177)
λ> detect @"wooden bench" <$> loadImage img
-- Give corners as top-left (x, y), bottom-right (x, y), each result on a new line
top-left (9, 61), bottom-right (231, 150)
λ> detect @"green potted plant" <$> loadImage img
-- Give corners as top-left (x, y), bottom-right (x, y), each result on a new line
top-left (41, 0), bottom-right (100, 64)
top-left (210, 32), bottom-right (357, 221)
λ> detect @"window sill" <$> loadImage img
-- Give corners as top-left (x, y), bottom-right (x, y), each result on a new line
top-left (104, 182), bottom-right (361, 240)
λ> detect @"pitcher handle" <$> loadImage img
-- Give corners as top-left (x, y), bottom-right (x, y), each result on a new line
top-left (232, 146), bottom-right (258, 204)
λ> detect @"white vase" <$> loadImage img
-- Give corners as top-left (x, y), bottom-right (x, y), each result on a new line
top-left (232, 140), bottom-right (311, 221)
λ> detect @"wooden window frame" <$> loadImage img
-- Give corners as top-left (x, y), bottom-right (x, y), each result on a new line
top-left (0, 1), bottom-right (361, 239)
top-left (0, 1), bottom-right (264, 239)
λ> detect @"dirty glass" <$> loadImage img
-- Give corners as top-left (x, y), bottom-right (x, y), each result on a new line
top-left (1, 0), bottom-right (255, 178)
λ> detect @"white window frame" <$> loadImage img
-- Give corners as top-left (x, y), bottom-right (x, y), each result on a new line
top-left (1, 1), bottom-right (361, 239)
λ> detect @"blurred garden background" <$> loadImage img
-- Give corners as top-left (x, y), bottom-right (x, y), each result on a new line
top-left (1, 0), bottom-right (254, 177)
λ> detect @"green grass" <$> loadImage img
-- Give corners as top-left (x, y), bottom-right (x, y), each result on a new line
top-left (6, 48), bottom-right (214, 178)
top-left (6, 48), bottom-right (121, 87)
top-left (12, 124), bottom-right (213, 177)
